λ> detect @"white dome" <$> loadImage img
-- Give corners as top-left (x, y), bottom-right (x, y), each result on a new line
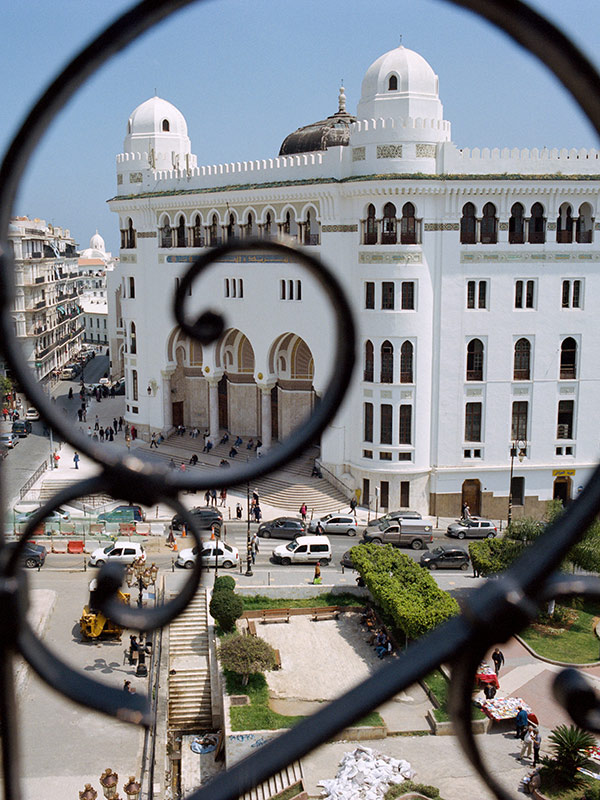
top-left (360, 45), bottom-right (439, 104)
top-left (127, 96), bottom-right (188, 138)
top-left (89, 230), bottom-right (105, 252)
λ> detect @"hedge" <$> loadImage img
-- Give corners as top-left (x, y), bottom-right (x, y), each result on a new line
top-left (350, 544), bottom-right (459, 640)
top-left (210, 587), bottom-right (244, 632)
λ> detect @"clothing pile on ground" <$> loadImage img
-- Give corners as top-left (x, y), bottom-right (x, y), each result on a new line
top-left (318, 745), bottom-right (414, 800)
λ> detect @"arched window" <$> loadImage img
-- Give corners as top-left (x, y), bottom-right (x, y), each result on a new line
top-left (556, 203), bottom-right (573, 243)
top-left (209, 214), bottom-right (219, 246)
top-left (509, 203), bottom-right (525, 244)
top-left (127, 218), bottom-right (136, 249)
top-left (576, 202), bottom-right (594, 243)
top-left (132, 369), bottom-right (138, 401)
top-left (176, 216), bottom-right (187, 248)
top-left (388, 74), bottom-right (398, 91)
top-left (460, 203), bottom-right (477, 244)
top-left (382, 203), bottom-right (397, 245)
top-left (560, 337), bottom-right (577, 379)
top-left (400, 341), bottom-right (413, 383)
top-left (130, 322), bottom-right (137, 355)
top-left (192, 214), bottom-right (203, 247)
top-left (380, 341), bottom-right (394, 383)
top-left (304, 210), bottom-right (319, 245)
top-left (513, 338), bottom-right (531, 380)
top-left (246, 212), bottom-right (255, 238)
top-left (400, 202), bottom-right (417, 245)
top-left (227, 213), bottom-right (236, 240)
top-left (365, 204), bottom-right (377, 245)
top-left (161, 119), bottom-right (170, 132)
top-left (364, 341), bottom-right (374, 382)
top-left (529, 203), bottom-right (545, 244)
top-left (480, 203), bottom-right (497, 244)
top-left (160, 217), bottom-right (172, 248)
top-left (466, 339), bottom-right (484, 381)
top-left (264, 212), bottom-right (272, 237)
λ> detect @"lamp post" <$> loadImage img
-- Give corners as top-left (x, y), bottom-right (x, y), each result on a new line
top-left (507, 439), bottom-right (527, 527)
top-left (245, 457), bottom-right (253, 576)
top-left (80, 769), bottom-right (140, 800)
top-left (125, 559), bottom-right (158, 678)
top-left (99, 768), bottom-right (119, 798)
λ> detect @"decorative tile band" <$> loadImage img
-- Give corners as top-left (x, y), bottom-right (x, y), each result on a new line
top-left (137, 231), bottom-right (157, 238)
top-left (352, 147), bottom-right (366, 162)
top-left (359, 251), bottom-right (422, 264)
top-left (416, 144), bottom-right (436, 158)
top-left (465, 388), bottom-right (483, 396)
top-left (166, 253), bottom-right (291, 263)
top-left (117, 174), bottom-right (123, 185)
top-left (424, 222), bottom-right (460, 231)
top-left (461, 251), bottom-right (600, 263)
top-left (363, 389), bottom-right (373, 397)
top-left (547, 222), bottom-right (557, 230)
top-left (129, 172), bottom-right (143, 183)
top-left (376, 144), bottom-right (403, 159)
top-left (380, 390), bottom-right (392, 399)
top-left (322, 224), bottom-right (358, 233)
top-left (499, 222), bottom-right (509, 231)
top-left (121, 254), bottom-right (137, 263)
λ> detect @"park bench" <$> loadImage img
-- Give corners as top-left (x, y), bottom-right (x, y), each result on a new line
top-left (260, 608), bottom-right (290, 624)
top-left (311, 607), bottom-right (340, 622)
top-left (273, 649), bottom-right (282, 670)
top-left (246, 619), bottom-right (257, 636)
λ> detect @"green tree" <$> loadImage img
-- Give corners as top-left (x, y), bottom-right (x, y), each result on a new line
top-left (214, 575), bottom-right (236, 592)
top-left (218, 633), bottom-right (277, 684)
top-left (541, 724), bottom-right (596, 790)
top-left (210, 588), bottom-right (243, 632)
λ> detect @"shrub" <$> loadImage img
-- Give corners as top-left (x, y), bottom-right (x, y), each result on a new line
top-left (210, 588), bottom-right (244, 632)
top-left (214, 575), bottom-right (236, 592)
top-left (541, 724), bottom-right (596, 790)
top-left (219, 633), bottom-right (278, 684)
top-left (385, 780), bottom-right (443, 799)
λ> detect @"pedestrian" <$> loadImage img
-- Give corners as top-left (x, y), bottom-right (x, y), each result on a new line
top-left (520, 725), bottom-right (535, 761)
top-left (168, 458), bottom-right (176, 470)
top-left (515, 706), bottom-right (529, 739)
top-left (92, 432), bottom-right (99, 442)
top-left (299, 502), bottom-right (308, 523)
top-left (125, 434), bottom-right (131, 450)
top-left (123, 680), bottom-right (136, 694)
top-left (108, 427), bottom-right (114, 442)
top-left (99, 427), bottom-right (105, 441)
top-left (252, 489), bottom-right (259, 505)
top-left (253, 504), bottom-right (262, 522)
top-left (210, 488), bottom-right (217, 507)
top-left (73, 451), bottom-right (80, 470)
top-left (94, 415), bottom-right (99, 430)
top-left (189, 454), bottom-right (198, 466)
top-left (113, 417), bottom-right (118, 432)
top-left (53, 450), bottom-right (60, 469)
top-left (236, 502), bottom-right (242, 520)
top-left (77, 408), bottom-right (83, 421)
top-left (250, 537), bottom-right (256, 564)
top-left (313, 561), bottom-right (322, 585)
top-left (68, 387), bottom-right (73, 399)
top-left (532, 728), bottom-right (542, 767)
top-left (118, 417), bottom-right (123, 431)
top-left (252, 532), bottom-right (259, 554)
top-left (87, 426), bottom-right (92, 437)
top-left (204, 490), bottom-right (211, 506)
top-left (131, 425), bottom-right (137, 440)
top-left (150, 432), bottom-right (158, 448)
top-left (110, 385), bottom-right (115, 398)
top-left (128, 635), bottom-right (138, 665)
top-left (315, 521), bottom-right (324, 535)
top-left (246, 437), bottom-right (254, 450)
top-left (349, 496), bottom-right (358, 516)
top-left (492, 648), bottom-right (505, 675)
top-left (180, 462), bottom-right (186, 472)
top-left (219, 488), bottom-right (227, 507)
top-left (125, 423), bottom-right (130, 437)
top-left (462, 502), bottom-right (471, 519)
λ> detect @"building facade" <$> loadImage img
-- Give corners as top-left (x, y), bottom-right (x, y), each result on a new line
top-left (8, 216), bottom-right (84, 385)
top-left (78, 231), bottom-right (115, 346)
top-left (108, 45), bottom-right (600, 517)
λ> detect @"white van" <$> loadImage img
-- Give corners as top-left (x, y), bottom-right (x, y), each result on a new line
top-left (60, 367), bottom-right (76, 380)
top-left (272, 535), bottom-right (332, 566)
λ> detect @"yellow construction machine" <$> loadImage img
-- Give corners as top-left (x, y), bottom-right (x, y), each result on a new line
top-left (79, 578), bottom-right (130, 639)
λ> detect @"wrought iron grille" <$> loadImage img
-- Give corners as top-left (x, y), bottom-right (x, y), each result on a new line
top-left (1, 2), bottom-right (600, 799)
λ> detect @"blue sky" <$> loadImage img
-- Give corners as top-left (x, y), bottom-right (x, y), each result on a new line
top-left (1, 0), bottom-right (599, 254)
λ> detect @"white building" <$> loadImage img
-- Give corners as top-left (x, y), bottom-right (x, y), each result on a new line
top-left (78, 231), bottom-right (115, 345)
top-left (108, 44), bottom-right (600, 518)
top-left (8, 216), bottom-right (83, 384)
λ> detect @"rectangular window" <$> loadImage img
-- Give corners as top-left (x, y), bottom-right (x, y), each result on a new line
top-left (515, 279), bottom-right (535, 309)
top-left (398, 452), bottom-right (412, 461)
top-left (562, 279), bottom-right (582, 309)
top-left (467, 280), bottom-right (488, 309)
top-left (379, 452), bottom-right (392, 461)
top-left (401, 281), bottom-right (414, 310)
top-left (398, 405), bottom-right (412, 445)
top-left (103, 319), bottom-right (106, 328)
top-left (511, 476), bottom-right (525, 506)
top-left (362, 450), bottom-right (373, 459)
top-left (364, 402), bottom-right (373, 442)
top-left (224, 278), bottom-right (230, 297)
top-left (465, 402), bottom-right (482, 442)
top-left (478, 281), bottom-right (487, 309)
top-left (526, 280), bottom-right (534, 308)
top-left (557, 400), bottom-right (574, 439)
top-left (511, 401), bottom-right (528, 440)
top-left (400, 481), bottom-right (410, 508)
top-left (280, 280), bottom-right (286, 300)
top-left (380, 404), bottom-right (393, 444)
top-left (295, 280), bottom-right (301, 300)
top-left (238, 278), bottom-right (244, 298)
top-left (381, 282), bottom-right (395, 310)
top-left (380, 481), bottom-right (389, 509)
top-left (132, 369), bottom-right (138, 402)
top-left (288, 279), bottom-right (294, 300)
top-left (467, 280), bottom-right (476, 309)
top-left (365, 282), bottom-right (375, 309)
top-left (515, 280), bottom-right (523, 308)
top-left (129, 277), bottom-right (135, 299)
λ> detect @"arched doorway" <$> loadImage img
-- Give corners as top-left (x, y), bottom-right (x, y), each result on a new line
top-left (269, 333), bottom-right (315, 441)
top-left (216, 328), bottom-right (257, 436)
top-left (461, 479), bottom-right (481, 516)
top-left (553, 476), bottom-right (572, 505)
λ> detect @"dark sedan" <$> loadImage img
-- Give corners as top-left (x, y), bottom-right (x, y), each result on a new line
top-left (420, 546), bottom-right (470, 571)
top-left (3, 541), bottom-right (47, 569)
top-left (257, 517), bottom-right (305, 539)
top-left (171, 506), bottom-right (222, 532)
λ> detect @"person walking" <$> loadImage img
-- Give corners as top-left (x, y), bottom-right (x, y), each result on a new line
top-left (53, 450), bottom-right (60, 469)
top-left (118, 417), bottom-right (123, 431)
top-left (492, 648), bottom-right (505, 675)
top-left (99, 427), bottom-right (105, 441)
top-left (168, 458), bottom-right (177, 470)
top-left (313, 561), bottom-right (322, 585)
top-left (462, 501), bottom-right (471, 519)
top-left (150, 432), bottom-right (158, 448)
top-left (108, 427), bottom-right (114, 442)
top-left (349, 496), bottom-right (358, 516)
top-left (236, 502), bottom-right (243, 520)
top-left (113, 417), bottom-right (118, 433)
top-left (253, 504), bottom-right (262, 522)
top-left (532, 728), bottom-right (542, 767)
top-left (73, 452), bottom-right (80, 469)
top-left (520, 725), bottom-right (535, 761)
top-left (315, 521), bottom-right (324, 535)
top-left (515, 706), bottom-right (529, 739)
top-left (219, 488), bottom-right (227, 507)
top-left (299, 503), bottom-right (308, 523)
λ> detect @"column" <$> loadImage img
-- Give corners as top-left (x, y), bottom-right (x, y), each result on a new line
top-left (208, 377), bottom-right (219, 443)
top-left (260, 387), bottom-right (272, 450)
top-left (161, 369), bottom-right (174, 430)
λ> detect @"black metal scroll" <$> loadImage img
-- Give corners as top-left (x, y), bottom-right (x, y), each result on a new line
top-left (0, 1), bottom-right (599, 799)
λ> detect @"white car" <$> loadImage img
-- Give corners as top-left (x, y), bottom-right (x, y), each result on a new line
top-left (308, 513), bottom-right (358, 536)
top-left (25, 408), bottom-right (40, 421)
top-left (0, 433), bottom-right (18, 448)
top-left (89, 540), bottom-right (146, 566)
top-left (176, 541), bottom-right (239, 569)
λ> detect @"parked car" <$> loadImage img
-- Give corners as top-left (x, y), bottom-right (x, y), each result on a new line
top-left (12, 420), bottom-right (32, 437)
top-left (271, 535), bottom-right (332, 565)
top-left (257, 517), bottom-right (305, 539)
top-left (420, 546), bottom-right (470, 571)
top-left (97, 504), bottom-right (146, 523)
top-left (171, 506), bottom-right (222, 533)
top-left (3, 541), bottom-right (47, 570)
top-left (25, 408), bottom-right (40, 421)
top-left (308, 513), bottom-right (358, 536)
top-left (362, 520), bottom-right (433, 550)
top-left (60, 366), bottom-right (78, 380)
top-left (0, 433), bottom-right (19, 448)
top-left (366, 510), bottom-right (423, 528)
top-left (15, 507), bottom-right (71, 523)
top-left (446, 517), bottom-right (497, 540)
top-left (89, 541), bottom-right (145, 566)
top-left (176, 541), bottom-right (239, 569)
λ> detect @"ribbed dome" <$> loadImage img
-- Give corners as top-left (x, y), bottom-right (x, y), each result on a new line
top-left (89, 231), bottom-right (105, 252)
top-left (279, 87), bottom-right (356, 156)
top-left (127, 96), bottom-right (188, 138)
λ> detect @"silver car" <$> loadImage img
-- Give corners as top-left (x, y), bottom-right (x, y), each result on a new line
top-left (308, 513), bottom-right (358, 536)
top-left (446, 517), bottom-right (497, 539)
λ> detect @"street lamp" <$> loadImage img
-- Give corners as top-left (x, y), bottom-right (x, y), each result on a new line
top-left (507, 439), bottom-right (527, 527)
top-left (125, 559), bottom-right (158, 678)
top-left (245, 458), bottom-right (253, 577)
top-left (123, 776), bottom-right (141, 800)
top-left (80, 770), bottom-right (140, 800)
top-left (79, 785), bottom-right (98, 800)
top-left (99, 768), bottom-right (119, 798)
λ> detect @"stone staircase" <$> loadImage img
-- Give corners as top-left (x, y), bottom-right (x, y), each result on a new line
top-left (38, 479), bottom-right (113, 507)
top-left (168, 587), bottom-right (213, 731)
top-left (241, 762), bottom-right (305, 800)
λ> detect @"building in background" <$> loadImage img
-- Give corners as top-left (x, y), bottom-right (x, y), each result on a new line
top-left (78, 231), bottom-right (116, 346)
top-left (108, 44), bottom-right (600, 517)
top-left (7, 216), bottom-right (84, 385)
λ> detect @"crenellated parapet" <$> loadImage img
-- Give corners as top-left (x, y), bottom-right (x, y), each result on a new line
top-left (441, 143), bottom-right (600, 175)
